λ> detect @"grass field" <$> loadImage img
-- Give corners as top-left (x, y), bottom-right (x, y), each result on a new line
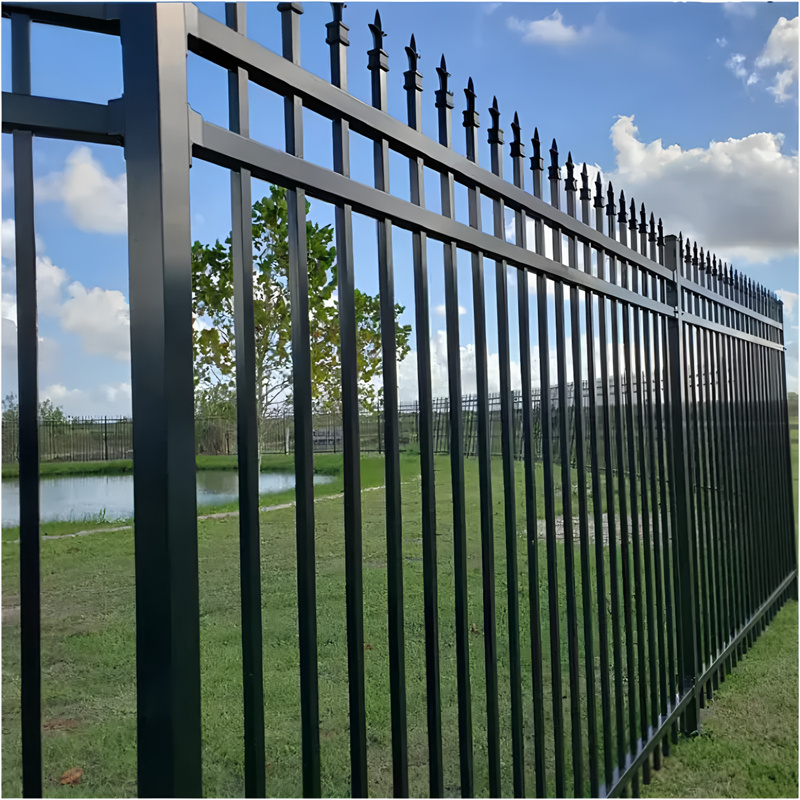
top-left (2, 450), bottom-right (659, 798)
top-left (641, 416), bottom-right (799, 798)
top-left (642, 600), bottom-right (798, 799)
top-left (1, 454), bottom-right (335, 480)
top-left (1, 426), bottom-right (796, 798)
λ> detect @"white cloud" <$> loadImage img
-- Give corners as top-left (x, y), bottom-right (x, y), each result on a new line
top-left (725, 17), bottom-right (798, 102)
top-left (2, 324), bottom-right (61, 392)
top-left (723, 3), bottom-right (757, 19)
top-left (60, 282), bottom-right (130, 361)
top-left (396, 327), bottom-right (601, 405)
top-left (754, 16), bottom-right (798, 103)
top-left (41, 382), bottom-right (132, 418)
top-left (1, 219), bottom-right (131, 367)
top-left (35, 146), bottom-right (127, 234)
top-left (716, 37), bottom-right (728, 48)
top-left (35, 257), bottom-right (69, 316)
top-left (433, 303), bottom-right (466, 317)
top-left (508, 10), bottom-right (581, 44)
top-left (2, 218), bottom-right (47, 265)
top-left (397, 330), bottom-right (524, 402)
top-left (1, 223), bottom-right (69, 319)
top-left (726, 52), bottom-right (748, 80)
top-left (606, 115), bottom-right (798, 263)
top-left (777, 289), bottom-right (799, 316)
top-left (2, 292), bottom-right (17, 328)
top-left (506, 10), bottom-right (616, 46)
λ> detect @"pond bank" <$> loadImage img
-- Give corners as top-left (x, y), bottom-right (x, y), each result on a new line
top-left (1, 453), bottom-right (346, 480)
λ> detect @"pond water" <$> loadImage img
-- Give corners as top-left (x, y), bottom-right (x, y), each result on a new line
top-left (1, 470), bottom-right (334, 528)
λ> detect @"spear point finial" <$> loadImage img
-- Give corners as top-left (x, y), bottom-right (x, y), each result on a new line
top-left (511, 112), bottom-right (522, 148)
top-left (606, 181), bottom-right (616, 216)
top-left (565, 152), bottom-right (576, 187)
top-left (548, 138), bottom-right (560, 180)
top-left (593, 171), bottom-right (604, 209)
top-left (489, 96), bottom-right (500, 125)
top-left (405, 34), bottom-right (420, 72)
top-left (531, 130), bottom-right (541, 161)
top-left (368, 9), bottom-right (388, 65)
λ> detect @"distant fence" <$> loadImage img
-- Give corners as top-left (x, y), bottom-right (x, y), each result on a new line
top-left (2, 379), bottom-right (644, 466)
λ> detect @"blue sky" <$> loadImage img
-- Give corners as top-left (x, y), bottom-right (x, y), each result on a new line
top-left (1, 1), bottom-right (798, 416)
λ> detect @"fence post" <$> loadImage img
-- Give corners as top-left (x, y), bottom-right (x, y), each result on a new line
top-left (104, 416), bottom-right (109, 461)
top-left (119, 4), bottom-right (201, 795)
top-left (665, 234), bottom-right (700, 735)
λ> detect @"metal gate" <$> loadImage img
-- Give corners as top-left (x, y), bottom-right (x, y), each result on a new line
top-left (3, 3), bottom-right (796, 797)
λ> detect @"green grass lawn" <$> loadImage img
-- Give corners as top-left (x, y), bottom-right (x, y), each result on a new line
top-left (1, 451), bottom-right (652, 798)
top-left (642, 601), bottom-right (798, 799)
top-left (641, 415), bottom-right (799, 798)
top-left (2, 453), bottom-right (347, 480)
top-left (2, 434), bottom-right (796, 798)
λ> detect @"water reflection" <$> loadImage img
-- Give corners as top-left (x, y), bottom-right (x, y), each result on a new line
top-left (1, 470), bottom-right (334, 528)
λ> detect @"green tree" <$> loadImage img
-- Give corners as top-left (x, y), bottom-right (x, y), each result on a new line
top-left (192, 185), bottom-right (411, 419)
top-left (2, 393), bottom-right (67, 424)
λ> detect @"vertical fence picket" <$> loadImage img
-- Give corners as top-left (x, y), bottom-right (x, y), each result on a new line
top-left (608, 184), bottom-right (639, 793)
top-left (633, 263), bottom-right (658, 782)
top-left (652, 311), bottom-right (676, 756)
top-left (367, 14), bottom-right (409, 795)
top-left (531, 128), bottom-right (566, 799)
top-left (225, 5), bottom-right (266, 795)
top-left (510, 124), bottom-right (547, 799)
top-left (463, 81), bottom-right (502, 798)
top-left (277, 6), bottom-right (321, 795)
top-left (326, 6), bottom-right (369, 793)
top-left (488, 103), bottom-right (526, 798)
top-left (549, 139), bottom-right (585, 799)
top-left (436, 56), bottom-right (474, 799)
top-left (665, 235), bottom-right (700, 737)
top-left (621, 254), bottom-right (648, 792)
top-left (687, 324), bottom-right (711, 702)
top-left (565, 154), bottom-right (598, 798)
top-left (580, 166), bottom-right (614, 791)
top-left (402, 31), bottom-right (444, 799)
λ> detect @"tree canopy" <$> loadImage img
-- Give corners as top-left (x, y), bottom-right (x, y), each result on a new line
top-left (191, 185), bottom-right (411, 417)
top-left (2, 393), bottom-right (67, 424)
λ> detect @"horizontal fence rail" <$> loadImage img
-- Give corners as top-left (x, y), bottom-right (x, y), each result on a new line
top-left (3, 2), bottom-right (796, 799)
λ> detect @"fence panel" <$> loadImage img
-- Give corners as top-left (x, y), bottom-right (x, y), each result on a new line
top-left (2, 3), bottom-right (796, 799)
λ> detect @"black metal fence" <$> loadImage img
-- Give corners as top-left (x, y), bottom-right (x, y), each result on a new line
top-left (0, 383), bottom-right (602, 462)
top-left (3, 3), bottom-right (796, 799)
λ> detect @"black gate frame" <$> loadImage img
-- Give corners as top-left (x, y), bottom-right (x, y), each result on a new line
top-left (3, 3), bottom-right (797, 798)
